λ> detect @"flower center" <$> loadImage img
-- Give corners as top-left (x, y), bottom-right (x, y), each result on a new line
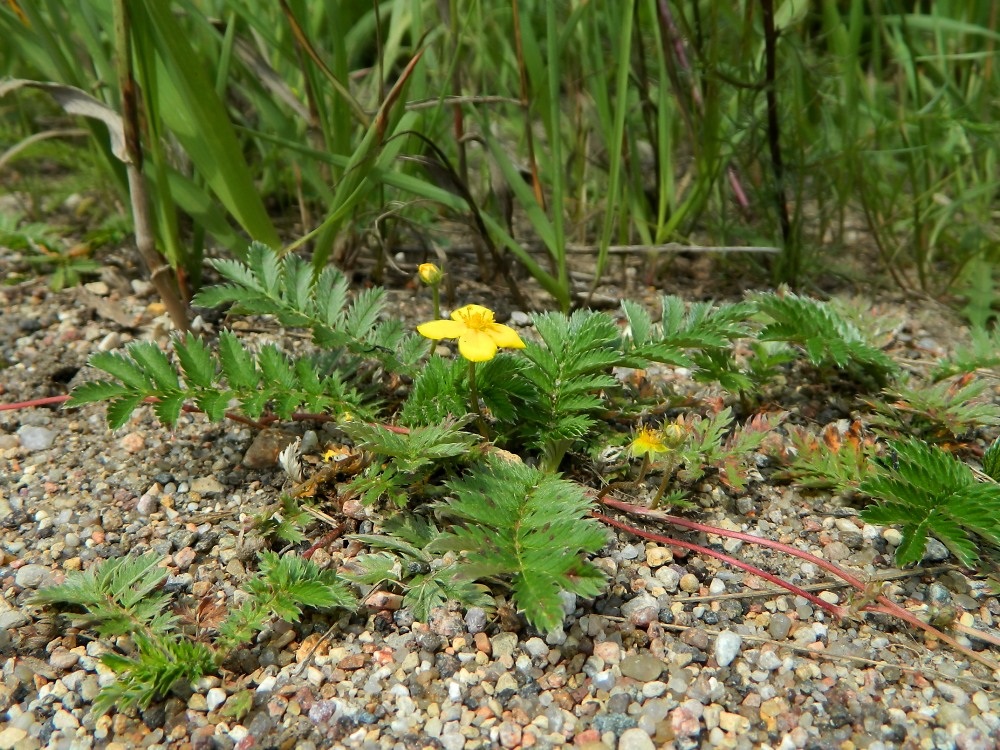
top-left (460, 308), bottom-right (494, 330)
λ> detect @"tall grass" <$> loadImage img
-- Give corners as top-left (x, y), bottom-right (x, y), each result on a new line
top-left (1, 1), bottom-right (997, 311)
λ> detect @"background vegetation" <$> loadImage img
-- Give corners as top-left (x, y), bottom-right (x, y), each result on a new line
top-left (2, 0), bottom-right (998, 316)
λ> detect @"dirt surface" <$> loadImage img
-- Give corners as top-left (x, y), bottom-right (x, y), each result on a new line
top-left (2, 249), bottom-right (1000, 750)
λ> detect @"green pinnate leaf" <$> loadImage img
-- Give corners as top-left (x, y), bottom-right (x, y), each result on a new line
top-left (65, 380), bottom-right (130, 407)
top-left (174, 334), bottom-right (216, 389)
top-left (982, 437), bottom-right (1000, 481)
top-left (217, 331), bottom-right (258, 390)
top-left (89, 351), bottom-right (151, 391)
top-left (106, 394), bottom-right (145, 430)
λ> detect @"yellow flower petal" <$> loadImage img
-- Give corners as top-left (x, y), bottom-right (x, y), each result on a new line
top-left (417, 319), bottom-right (466, 340)
top-left (458, 330), bottom-right (499, 361)
top-left (487, 322), bottom-right (526, 350)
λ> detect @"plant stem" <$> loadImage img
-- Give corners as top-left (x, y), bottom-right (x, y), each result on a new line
top-left (467, 360), bottom-right (489, 439)
top-left (649, 456), bottom-right (675, 508)
top-left (431, 285), bottom-right (441, 320)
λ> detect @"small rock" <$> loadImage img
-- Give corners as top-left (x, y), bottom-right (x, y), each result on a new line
top-left (190, 476), bottom-right (225, 495)
top-left (922, 537), bottom-right (950, 562)
top-left (136, 493), bottom-right (159, 516)
top-left (15, 563), bottom-right (52, 589)
top-left (768, 613), bottom-right (792, 640)
top-left (708, 578), bottom-right (726, 595)
top-left (714, 630), bottom-right (742, 667)
top-left (119, 432), bottom-right (145, 454)
top-left (679, 574), bottom-right (700, 593)
top-left (622, 593), bottom-right (659, 627)
top-left (0, 609), bottom-right (29, 630)
top-left (593, 641), bottom-right (621, 664)
top-left (498, 720), bottom-right (522, 749)
top-left (495, 672), bottom-right (518, 699)
top-left (523, 637), bottom-right (549, 660)
top-left (491, 632), bottom-right (519, 660)
top-left (17, 425), bottom-right (56, 451)
top-left (243, 429), bottom-right (297, 469)
top-left (655, 567), bottom-right (680, 592)
top-left (206, 687), bottom-right (227, 711)
top-left (465, 607), bottom-right (488, 634)
top-left (645, 547), bottom-right (672, 568)
top-left (620, 653), bottom-right (664, 682)
top-left (617, 727), bottom-right (655, 750)
top-left (882, 528), bottom-right (903, 546)
top-left (0, 727), bottom-right (28, 747)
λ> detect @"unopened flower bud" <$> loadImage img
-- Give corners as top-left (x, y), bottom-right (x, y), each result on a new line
top-left (418, 263), bottom-right (443, 285)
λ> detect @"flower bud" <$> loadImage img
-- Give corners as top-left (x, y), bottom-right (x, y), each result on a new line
top-left (418, 263), bottom-right (443, 285)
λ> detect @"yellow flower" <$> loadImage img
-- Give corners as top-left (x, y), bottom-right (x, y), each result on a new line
top-left (418, 263), bottom-right (443, 285)
top-left (629, 426), bottom-right (668, 458)
top-left (417, 304), bottom-right (526, 362)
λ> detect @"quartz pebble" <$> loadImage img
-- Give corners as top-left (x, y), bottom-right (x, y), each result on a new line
top-left (714, 630), bottom-right (742, 667)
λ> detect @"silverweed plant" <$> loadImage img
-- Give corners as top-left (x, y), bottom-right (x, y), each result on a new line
top-left (44, 243), bottom-right (1000, 709)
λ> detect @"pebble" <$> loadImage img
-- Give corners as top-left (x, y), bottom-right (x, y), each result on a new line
top-left (190, 476), bottom-right (225, 495)
top-left (622, 593), bottom-right (659, 626)
top-left (618, 727), bottom-right (655, 750)
top-left (714, 630), bottom-right (742, 667)
top-left (620, 654), bottom-right (664, 682)
top-left (14, 564), bottom-right (52, 589)
top-left (491, 632), bottom-right (518, 659)
top-left (679, 574), bottom-right (700, 592)
top-left (17, 425), bottom-right (56, 451)
top-left (119, 432), bottom-right (145, 454)
top-left (0, 609), bottom-right (29, 629)
top-left (655, 566), bottom-right (680, 592)
top-left (768, 613), bottom-right (793, 640)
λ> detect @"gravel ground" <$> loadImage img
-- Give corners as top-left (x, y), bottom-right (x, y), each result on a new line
top-left (1, 273), bottom-right (1000, 750)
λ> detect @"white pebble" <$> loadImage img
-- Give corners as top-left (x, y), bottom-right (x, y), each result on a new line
top-left (714, 630), bottom-right (742, 667)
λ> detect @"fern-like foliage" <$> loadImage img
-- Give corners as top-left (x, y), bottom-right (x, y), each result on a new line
top-left (95, 634), bottom-right (216, 716)
top-left (431, 457), bottom-right (607, 633)
top-left (216, 552), bottom-right (356, 655)
top-left (674, 408), bottom-right (786, 489)
top-left (859, 437), bottom-right (1000, 566)
top-left (931, 325), bottom-right (1000, 381)
top-left (32, 552), bottom-right (176, 636)
top-left (982, 437), bottom-right (1000, 481)
top-left (193, 242), bottom-right (427, 372)
top-left (67, 331), bottom-right (370, 428)
top-left (340, 418), bottom-right (479, 506)
top-left (772, 421), bottom-right (878, 492)
top-left (346, 515), bottom-right (491, 621)
top-left (620, 296), bottom-right (754, 367)
top-left (516, 310), bottom-right (622, 470)
top-left (867, 375), bottom-right (1000, 441)
top-left (750, 290), bottom-right (898, 383)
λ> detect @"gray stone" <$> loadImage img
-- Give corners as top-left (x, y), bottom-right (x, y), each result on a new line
top-left (491, 632), bottom-right (518, 659)
top-left (768, 613), bottom-right (792, 640)
top-left (714, 630), bottom-right (742, 667)
top-left (15, 564), bottom-right (52, 589)
top-left (465, 607), bottom-right (487, 634)
top-left (0, 609), bottom-right (29, 629)
top-left (922, 537), bottom-right (950, 562)
top-left (620, 653), bottom-right (664, 682)
top-left (622, 592), bottom-right (659, 627)
top-left (523, 637), bottom-right (549, 660)
top-left (17, 425), bottom-right (56, 451)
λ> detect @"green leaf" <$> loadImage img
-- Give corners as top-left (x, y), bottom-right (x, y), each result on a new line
top-left (65, 380), bottom-right (130, 407)
top-left (434, 458), bottom-right (607, 634)
top-left (174, 334), bottom-right (216, 389)
top-left (107, 394), bottom-right (146, 430)
top-left (125, 342), bottom-right (179, 392)
top-left (217, 331), bottom-right (258, 390)
top-left (89, 351), bottom-right (150, 391)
